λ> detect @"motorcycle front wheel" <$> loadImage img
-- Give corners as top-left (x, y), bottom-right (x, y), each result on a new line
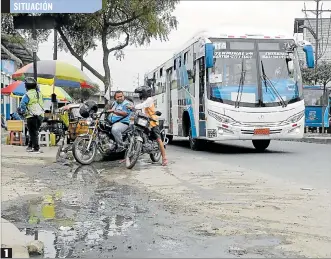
top-left (125, 137), bottom-right (142, 169)
top-left (72, 137), bottom-right (97, 165)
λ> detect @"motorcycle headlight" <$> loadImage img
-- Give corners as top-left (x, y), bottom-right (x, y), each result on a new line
top-left (137, 117), bottom-right (149, 127)
top-left (283, 111), bottom-right (304, 124)
top-left (86, 118), bottom-right (93, 125)
top-left (207, 110), bottom-right (236, 124)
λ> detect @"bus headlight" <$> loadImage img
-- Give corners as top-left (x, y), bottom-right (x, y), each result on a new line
top-left (282, 111), bottom-right (304, 124)
top-left (207, 110), bottom-right (236, 124)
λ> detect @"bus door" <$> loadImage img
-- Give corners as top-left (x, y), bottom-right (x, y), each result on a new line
top-left (171, 59), bottom-right (179, 136)
top-left (198, 57), bottom-right (206, 137)
top-left (166, 68), bottom-right (173, 134)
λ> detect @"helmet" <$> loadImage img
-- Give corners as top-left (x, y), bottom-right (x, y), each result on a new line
top-left (79, 100), bottom-right (98, 118)
top-left (134, 85), bottom-right (152, 100)
top-left (24, 77), bottom-right (37, 90)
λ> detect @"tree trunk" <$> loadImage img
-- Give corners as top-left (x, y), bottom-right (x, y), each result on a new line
top-left (57, 26), bottom-right (105, 83)
top-left (102, 48), bottom-right (111, 104)
top-left (101, 26), bottom-right (111, 104)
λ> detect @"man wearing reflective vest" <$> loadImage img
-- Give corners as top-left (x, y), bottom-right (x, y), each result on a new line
top-left (19, 77), bottom-right (44, 153)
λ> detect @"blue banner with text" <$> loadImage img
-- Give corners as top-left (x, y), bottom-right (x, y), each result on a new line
top-left (10, 0), bottom-right (102, 13)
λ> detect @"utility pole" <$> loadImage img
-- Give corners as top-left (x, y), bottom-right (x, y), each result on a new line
top-left (137, 73), bottom-right (140, 87)
top-left (31, 15), bottom-right (38, 81)
top-left (302, 0), bottom-right (331, 134)
top-left (53, 30), bottom-right (57, 60)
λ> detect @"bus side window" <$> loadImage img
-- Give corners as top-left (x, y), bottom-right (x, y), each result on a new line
top-left (184, 51), bottom-right (188, 64)
top-left (193, 53), bottom-right (197, 83)
top-left (173, 59), bottom-right (177, 71)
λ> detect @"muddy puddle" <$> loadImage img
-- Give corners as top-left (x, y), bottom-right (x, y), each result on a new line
top-left (2, 163), bottom-right (145, 257)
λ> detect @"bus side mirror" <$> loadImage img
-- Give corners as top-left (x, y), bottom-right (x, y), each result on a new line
top-left (205, 43), bottom-right (215, 68)
top-left (286, 57), bottom-right (294, 75)
top-left (303, 44), bottom-right (315, 69)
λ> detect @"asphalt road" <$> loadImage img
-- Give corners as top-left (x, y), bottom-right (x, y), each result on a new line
top-left (1, 140), bottom-right (330, 258)
top-left (169, 139), bottom-right (331, 190)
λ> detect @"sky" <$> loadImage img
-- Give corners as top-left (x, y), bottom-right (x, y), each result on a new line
top-left (36, 1), bottom-right (331, 93)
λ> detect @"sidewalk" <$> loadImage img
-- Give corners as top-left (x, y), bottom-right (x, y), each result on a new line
top-left (1, 218), bottom-right (30, 258)
top-left (1, 144), bottom-right (59, 161)
top-left (279, 134), bottom-right (331, 144)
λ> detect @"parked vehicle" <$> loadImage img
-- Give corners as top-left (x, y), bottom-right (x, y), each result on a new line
top-left (125, 110), bottom-right (168, 169)
top-left (303, 85), bottom-right (330, 133)
top-left (72, 104), bottom-right (131, 165)
top-left (58, 103), bottom-right (90, 144)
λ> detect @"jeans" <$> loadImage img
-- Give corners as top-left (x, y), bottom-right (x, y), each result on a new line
top-left (111, 122), bottom-right (129, 147)
top-left (27, 116), bottom-right (43, 150)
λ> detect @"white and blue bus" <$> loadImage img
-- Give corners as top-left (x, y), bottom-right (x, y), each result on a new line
top-left (144, 27), bottom-right (315, 151)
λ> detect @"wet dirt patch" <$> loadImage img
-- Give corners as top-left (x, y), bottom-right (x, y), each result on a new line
top-left (2, 159), bottom-right (299, 258)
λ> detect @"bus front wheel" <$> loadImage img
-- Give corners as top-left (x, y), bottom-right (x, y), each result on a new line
top-left (166, 135), bottom-right (173, 144)
top-left (252, 139), bottom-right (270, 152)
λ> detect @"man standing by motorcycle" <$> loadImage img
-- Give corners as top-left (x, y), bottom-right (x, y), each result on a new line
top-left (107, 90), bottom-right (131, 152)
top-left (131, 86), bottom-right (168, 166)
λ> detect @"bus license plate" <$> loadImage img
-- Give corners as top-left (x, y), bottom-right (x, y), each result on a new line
top-left (254, 128), bottom-right (270, 135)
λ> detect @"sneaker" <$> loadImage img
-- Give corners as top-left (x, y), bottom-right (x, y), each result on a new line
top-left (26, 147), bottom-right (33, 152)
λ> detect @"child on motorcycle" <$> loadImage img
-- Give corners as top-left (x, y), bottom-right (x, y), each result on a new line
top-left (130, 86), bottom-right (168, 166)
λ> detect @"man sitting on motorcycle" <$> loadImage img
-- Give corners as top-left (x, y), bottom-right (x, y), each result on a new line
top-left (130, 86), bottom-right (168, 166)
top-left (107, 90), bottom-right (131, 152)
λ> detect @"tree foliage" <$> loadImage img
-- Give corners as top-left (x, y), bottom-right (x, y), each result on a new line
top-left (63, 83), bottom-right (100, 103)
top-left (1, 0), bottom-right (179, 95)
top-left (300, 61), bottom-right (331, 87)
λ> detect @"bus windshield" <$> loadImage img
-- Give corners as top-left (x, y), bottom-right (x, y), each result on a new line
top-left (208, 38), bottom-right (303, 107)
top-left (258, 42), bottom-right (302, 106)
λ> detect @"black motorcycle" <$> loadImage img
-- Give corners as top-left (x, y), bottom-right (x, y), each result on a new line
top-left (72, 110), bottom-right (131, 165)
top-left (124, 110), bottom-right (168, 169)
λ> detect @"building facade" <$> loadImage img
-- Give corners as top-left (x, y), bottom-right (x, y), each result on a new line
top-left (294, 18), bottom-right (331, 64)
top-left (1, 60), bottom-right (19, 119)
top-left (1, 34), bottom-right (37, 119)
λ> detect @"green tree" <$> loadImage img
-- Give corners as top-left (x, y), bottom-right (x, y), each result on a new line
top-left (301, 61), bottom-right (331, 88)
top-left (1, 0), bottom-right (179, 95)
top-left (63, 83), bottom-right (100, 103)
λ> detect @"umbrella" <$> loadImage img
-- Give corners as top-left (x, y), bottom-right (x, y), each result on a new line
top-left (12, 60), bottom-right (94, 89)
top-left (1, 81), bottom-right (72, 102)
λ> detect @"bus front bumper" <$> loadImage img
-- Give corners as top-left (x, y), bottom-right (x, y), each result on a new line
top-left (205, 119), bottom-right (305, 141)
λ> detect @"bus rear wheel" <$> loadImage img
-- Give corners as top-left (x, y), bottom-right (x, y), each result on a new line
top-left (252, 139), bottom-right (270, 152)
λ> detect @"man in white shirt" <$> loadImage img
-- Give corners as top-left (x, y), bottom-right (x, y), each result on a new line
top-left (131, 86), bottom-right (168, 166)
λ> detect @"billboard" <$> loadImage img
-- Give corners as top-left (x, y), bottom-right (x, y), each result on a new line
top-left (0, 60), bottom-right (16, 75)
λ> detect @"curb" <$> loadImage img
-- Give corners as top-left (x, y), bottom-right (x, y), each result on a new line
top-left (278, 138), bottom-right (331, 144)
top-left (1, 218), bottom-right (30, 258)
